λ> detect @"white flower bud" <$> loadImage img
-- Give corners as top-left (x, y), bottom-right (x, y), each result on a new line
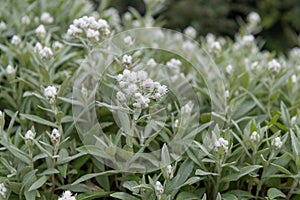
top-left (58, 190), bottom-right (76, 200)
top-left (166, 165), bottom-right (173, 178)
top-left (51, 128), bottom-right (61, 142)
top-left (25, 130), bottom-right (35, 140)
top-left (268, 59), bottom-right (281, 73)
top-left (122, 54), bottom-right (132, 66)
top-left (272, 137), bottom-right (282, 148)
top-left (250, 131), bottom-right (260, 142)
top-left (291, 75), bottom-right (297, 83)
top-left (35, 24), bottom-right (46, 38)
top-left (52, 41), bottom-right (63, 50)
top-left (11, 35), bottom-right (21, 45)
top-left (0, 183), bottom-right (7, 198)
top-left (155, 181), bottom-right (164, 196)
top-left (6, 65), bottom-right (15, 75)
top-left (215, 137), bottom-right (229, 152)
top-left (21, 15), bottom-right (30, 25)
top-left (184, 26), bottom-right (197, 39)
top-left (147, 58), bottom-right (157, 68)
top-left (0, 21), bottom-right (7, 31)
top-left (116, 91), bottom-right (126, 102)
top-left (291, 116), bottom-right (297, 125)
top-left (123, 36), bottom-right (134, 46)
top-left (44, 86), bottom-right (57, 101)
top-left (40, 12), bottom-right (54, 24)
top-left (226, 64), bottom-right (233, 75)
top-left (247, 12), bottom-right (261, 25)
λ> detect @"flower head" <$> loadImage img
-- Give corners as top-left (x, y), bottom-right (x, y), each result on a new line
top-left (51, 129), bottom-right (61, 142)
top-left (122, 54), bottom-right (132, 66)
top-left (215, 137), bottom-right (229, 153)
top-left (155, 181), bottom-right (164, 197)
top-left (44, 86), bottom-right (57, 101)
top-left (21, 15), bottom-right (30, 25)
top-left (247, 12), bottom-right (261, 25)
top-left (0, 21), bottom-right (7, 31)
top-left (25, 130), bottom-right (35, 140)
top-left (35, 24), bottom-right (46, 38)
top-left (272, 137), bottom-right (282, 148)
top-left (166, 165), bottom-right (173, 179)
top-left (6, 65), bottom-right (15, 75)
top-left (268, 59), bottom-right (281, 73)
top-left (147, 58), bottom-right (157, 68)
top-left (0, 183), bottom-right (7, 197)
top-left (40, 12), bottom-right (54, 24)
top-left (58, 190), bottom-right (76, 200)
top-left (184, 26), bottom-right (197, 39)
top-left (11, 35), bottom-right (21, 45)
top-left (250, 131), bottom-right (260, 142)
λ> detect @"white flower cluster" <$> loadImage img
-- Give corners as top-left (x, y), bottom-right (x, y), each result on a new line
top-left (272, 137), bottom-right (282, 148)
top-left (35, 24), bottom-right (46, 39)
top-left (44, 86), bottom-right (57, 102)
top-left (51, 128), bottom-right (61, 142)
top-left (52, 41), bottom-right (64, 50)
top-left (247, 12), bottom-right (261, 25)
top-left (0, 21), bottom-right (7, 31)
top-left (250, 131), bottom-right (260, 142)
top-left (206, 33), bottom-right (221, 53)
top-left (58, 190), bottom-right (76, 200)
top-left (155, 181), bottom-right (164, 199)
top-left (166, 58), bottom-right (181, 74)
top-left (6, 65), bottom-right (15, 75)
top-left (21, 15), bottom-right (30, 25)
top-left (184, 26), bottom-right (197, 39)
top-left (268, 59), bottom-right (281, 73)
top-left (240, 35), bottom-right (255, 46)
top-left (40, 12), bottom-right (54, 24)
top-left (123, 35), bottom-right (134, 46)
top-left (0, 183), bottom-right (7, 197)
top-left (34, 42), bottom-right (53, 59)
top-left (116, 68), bottom-right (168, 109)
top-left (147, 58), bottom-right (157, 68)
top-left (25, 130), bottom-right (35, 140)
top-left (67, 16), bottom-right (110, 42)
top-left (122, 54), bottom-right (132, 66)
top-left (215, 137), bottom-right (229, 153)
top-left (166, 164), bottom-right (173, 179)
top-left (11, 35), bottom-right (21, 46)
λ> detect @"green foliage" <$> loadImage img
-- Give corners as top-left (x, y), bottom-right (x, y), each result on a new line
top-left (0, 0), bottom-right (300, 200)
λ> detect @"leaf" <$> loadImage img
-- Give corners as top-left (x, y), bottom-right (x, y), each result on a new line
top-left (76, 191), bottom-right (112, 200)
top-left (195, 169), bottom-right (218, 176)
top-left (161, 143), bottom-right (171, 167)
top-left (280, 101), bottom-right (290, 127)
top-left (72, 170), bottom-right (120, 185)
top-left (110, 192), bottom-right (140, 200)
top-left (221, 165), bottom-right (262, 182)
top-left (20, 114), bottom-right (58, 128)
top-left (28, 176), bottom-right (49, 191)
top-left (38, 65), bottom-right (50, 84)
top-left (267, 188), bottom-right (286, 199)
top-left (38, 168), bottom-right (59, 176)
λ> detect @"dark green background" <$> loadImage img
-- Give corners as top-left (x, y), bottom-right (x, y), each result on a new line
top-left (101, 0), bottom-right (300, 53)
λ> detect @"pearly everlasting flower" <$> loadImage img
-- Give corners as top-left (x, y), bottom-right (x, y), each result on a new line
top-left (184, 26), bottom-right (197, 39)
top-left (215, 137), bottom-right (229, 153)
top-left (122, 54), bottom-right (132, 66)
top-left (52, 41), bottom-right (64, 50)
top-left (291, 75), bottom-right (297, 83)
top-left (116, 91), bottom-right (126, 102)
top-left (25, 130), bottom-right (35, 140)
top-left (147, 58), bottom-right (157, 68)
top-left (11, 35), bottom-right (21, 45)
top-left (86, 28), bottom-right (100, 42)
top-left (124, 12), bottom-right (132, 20)
top-left (44, 86), bottom-right (57, 101)
top-left (21, 15), bottom-right (30, 25)
top-left (155, 181), bottom-right (164, 198)
top-left (123, 35), bottom-right (134, 46)
top-left (241, 35), bottom-right (255, 46)
top-left (67, 24), bottom-right (83, 37)
top-left (166, 58), bottom-right (181, 74)
top-left (181, 101), bottom-right (193, 115)
top-left (250, 131), bottom-right (260, 142)
top-left (174, 119), bottom-right (179, 128)
top-left (35, 24), bottom-right (46, 38)
top-left (268, 59), bottom-right (281, 73)
top-left (40, 12), bottom-right (54, 24)
top-left (51, 128), bottom-right (61, 142)
top-left (272, 137), bottom-right (282, 148)
top-left (6, 65), bottom-right (15, 75)
top-left (39, 47), bottom-right (53, 59)
top-left (291, 116), bottom-right (297, 125)
top-left (290, 47), bottom-right (300, 58)
top-left (166, 165), bottom-right (173, 178)
top-left (0, 183), bottom-right (7, 197)
top-left (247, 12), bottom-right (261, 25)
top-left (182, 41), bottom-right (195, 51)
top-left (58, 190), bottom-right (76, 200)
top-left (225, 90), bottom-right (230, 98)
top-left (0, 21), bottom-right (7, 31)
top-left (226, 64), bottom-right (233, 75)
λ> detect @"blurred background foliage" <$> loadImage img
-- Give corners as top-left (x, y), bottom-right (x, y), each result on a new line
top-left (97, 0), bottom-right (300, 53)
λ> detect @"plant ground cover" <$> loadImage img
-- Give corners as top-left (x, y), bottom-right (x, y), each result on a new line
top-left (0, 0), bottom-right (300, 200)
